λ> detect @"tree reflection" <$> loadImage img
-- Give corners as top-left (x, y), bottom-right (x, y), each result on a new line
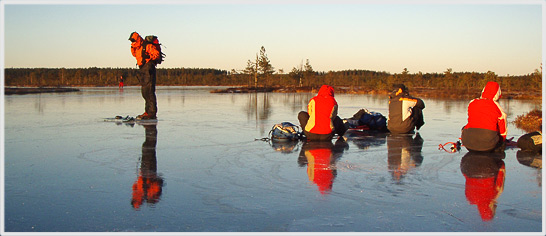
top-left (131, 124), bottom-right (164, 209)
top-left (34, 95), bottom-right (45, 114)
top-left (460, 151), bottom-right (505, 221)
top-left (244, 92), bottom-right (272, 135)
top-left (244, 92), bottom-right (311, 136)
top-left (297, 138), bottom-right (349, 194)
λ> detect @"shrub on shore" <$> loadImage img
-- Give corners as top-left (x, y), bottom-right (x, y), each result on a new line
top-left (513, 109), bottom-right (542, 133)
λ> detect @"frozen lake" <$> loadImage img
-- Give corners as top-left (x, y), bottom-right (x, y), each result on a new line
top-left (3, 86), bottom-right (542, 233)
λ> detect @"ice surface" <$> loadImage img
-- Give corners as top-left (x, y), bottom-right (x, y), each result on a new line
top-left (3, 86), bottom-right (542, 232)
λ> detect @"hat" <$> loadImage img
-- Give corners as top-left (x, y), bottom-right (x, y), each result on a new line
top-left (391, 84), bottom-right (409, 97)
top-left (393, 84), bottom-right (408, 93)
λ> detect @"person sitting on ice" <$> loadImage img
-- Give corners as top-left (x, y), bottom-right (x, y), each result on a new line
top-left (461, 81), bottom-right (508, 152)
top-left (298, 85), bottom-right (347, 141)
top-left (387, 84), bottom-right (425, 134)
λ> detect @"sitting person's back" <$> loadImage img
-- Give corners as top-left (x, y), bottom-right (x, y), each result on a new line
top-left (387, 84), bottom-right (425, 134)
top-left (461, 81), bottom-right (507, 152)
top-left (298, 85), bottom-right (347, 141)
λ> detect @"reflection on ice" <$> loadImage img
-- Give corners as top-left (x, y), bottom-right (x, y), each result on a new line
top-left (3, 87), bottom-right (542, 232)
top-left (345, 129), bottom-right (388, 150)
top-left (387, 133), bottom-right (424, 183)
top-left (516, 151), bottom-right (542, 187)
top-left (297, 138), bottom-right (349, 194)
top-left (460, 152), bottom-right (506, 222)
top-left (270, 140), bottom-right (300, 154)
top-left (131, 124), bottom-right (164, 209)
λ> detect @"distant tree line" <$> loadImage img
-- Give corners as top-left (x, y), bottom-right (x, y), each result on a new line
top-left (4, 45), bottom-right (542, 93)
top-left (5, 66), bottom-right (541, 93)
top-left (4, 67), bottom-right (234, 87)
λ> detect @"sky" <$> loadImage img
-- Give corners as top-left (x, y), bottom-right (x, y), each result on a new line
top-left (1, 0), bottom-right (544, 76)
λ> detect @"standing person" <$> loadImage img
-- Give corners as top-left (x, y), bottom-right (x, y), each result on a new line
top-left (298, 85), bottom-right (347, 141)
top-left (461, 81), bottom-right (507, 152)
top-left (387, 84), bottom-right (425, 134)
top-left (119, 75), bottom-right (124, 89)
top-left (129, 31), bottom-right (160, 120)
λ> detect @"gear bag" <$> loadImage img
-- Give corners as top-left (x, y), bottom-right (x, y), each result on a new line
top-left (348, 108), bottom-right (387, 131)
top-left (142, 35), bottom-right (165, 65)
top-left (269, 122), bottom-right (301, 142)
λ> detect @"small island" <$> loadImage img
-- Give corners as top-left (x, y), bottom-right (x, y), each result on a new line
top-left (5, 87), bottom-right (80, 95)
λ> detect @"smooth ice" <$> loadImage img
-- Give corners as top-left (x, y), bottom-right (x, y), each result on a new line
top-left (3, 86), bottom-right (542, 232)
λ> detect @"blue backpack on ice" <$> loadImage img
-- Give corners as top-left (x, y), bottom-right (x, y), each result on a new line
top-left (348, 108), bottom-right (387, 131)
top-left (359, 111), bottom-right (387, 130)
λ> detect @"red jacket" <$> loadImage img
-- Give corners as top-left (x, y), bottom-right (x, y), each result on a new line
top-left (306, 147), bottom-right (334, 194)
top-left (464, 81), bottom-right (507, 141)
top-left (464, 163), bottom-right (505, 221)
top-left (305, 85), bottom-right (338, 135)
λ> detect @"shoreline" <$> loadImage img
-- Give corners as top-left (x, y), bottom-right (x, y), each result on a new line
top-left (210, 86), bottom-right (542, 100)
top-left (4, 85), bottom-right (542, 100)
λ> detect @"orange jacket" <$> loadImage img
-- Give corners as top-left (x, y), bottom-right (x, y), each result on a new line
top-left (129, 32), bottom-right (161, 66)
top-left (131, 175), bottom-right (163, 209)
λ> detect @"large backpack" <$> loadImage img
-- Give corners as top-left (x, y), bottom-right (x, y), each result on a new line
top-left (358, 111), bottom-right (387, 131)
top-left (142, 35), bottom-right (165, 65)
top-left (269, 122), bottom-right (302, 142)
top-left (348, 108), bottom-right (388, 131)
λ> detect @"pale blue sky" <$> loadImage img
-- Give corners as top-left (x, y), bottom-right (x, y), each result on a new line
top-left (2, 1), bottom-right (544, 76)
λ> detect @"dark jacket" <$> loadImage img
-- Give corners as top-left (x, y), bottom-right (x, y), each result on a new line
top-left (387, 87), bottom-right (425, 134)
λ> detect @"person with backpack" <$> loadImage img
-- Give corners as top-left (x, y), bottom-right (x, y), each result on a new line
top-left (298, 85), bottom-right (347, 141)
top-left (129, 32), bottom-right (164, 120)
top-left (461, 81), bottom-right (507, 152)
top-left (387, 84), bottom-right (425, 134)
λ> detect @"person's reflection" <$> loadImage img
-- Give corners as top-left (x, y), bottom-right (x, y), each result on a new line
top-left (387, 133), bottom-right (424, 183)
top-left (131, 124), bottom-right (164, 209)
top-left (460, 151), bottom-right (506, 221)
top-left (297, 138), bottom-right (349, 194)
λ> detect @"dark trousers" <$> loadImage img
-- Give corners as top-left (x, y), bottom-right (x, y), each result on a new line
top-left (412, 107), bottom-right (425, 131)
top-left (138, 62), bottom-right (157, 117)
top-left (461, 127), bottom-right (505, 152)
top-left (298, 111), bottom-right (347, 141)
